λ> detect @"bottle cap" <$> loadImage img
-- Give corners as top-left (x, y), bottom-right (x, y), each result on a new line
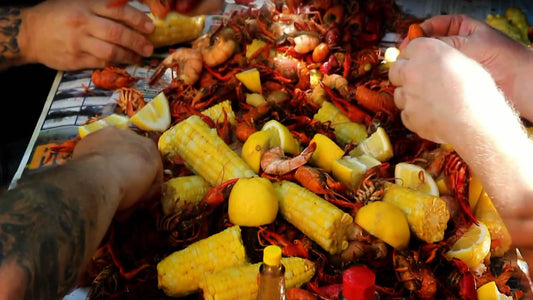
top-left (263, 245), bottom-right (282, 266)
top-left (342, 265), bottom-right (376, 300)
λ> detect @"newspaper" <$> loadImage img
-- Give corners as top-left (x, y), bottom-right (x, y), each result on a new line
top-left (7, 1), bottom-right (529, 299)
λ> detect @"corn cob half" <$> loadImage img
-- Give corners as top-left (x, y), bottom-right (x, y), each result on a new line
top-left (199, 256), bottom-right (316, 300)
top-left (274, 180), bottom-right (353, 254)
top-left (313, 101), bottom-right (368, 146)
top-left (158, 115), bottom-right (256, 186)
top-left (157, 225), bottom-right (247, 297)
top-left (201, 100), bottom-right (237, 125)
top-left (382, 184), bottom-right (450, 243)
top-left (161, 175), bottom-right (211, 215)
top-left (148, 12), bottom-right (206, 48)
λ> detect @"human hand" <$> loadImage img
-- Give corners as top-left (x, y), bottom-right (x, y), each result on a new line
top-left (72, 127), bottom-right (163, 211)
top-left (388, 37), bottom-right (507, 144)
top-left (142, 0), bottom-right (225, 18)
top-left (402, 15), bottom-right (533, 120)
top-left (20, 0), bottom-right (155, 71)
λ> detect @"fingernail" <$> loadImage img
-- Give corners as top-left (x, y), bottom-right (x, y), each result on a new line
top-left (143, 44), bottom-right (153, 56)
top-left (144, 21), bottom-right (155, 32)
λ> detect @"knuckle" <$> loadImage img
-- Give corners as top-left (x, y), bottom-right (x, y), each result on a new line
top-left (65, 11), bottom-right (86, 27)
top-left (106, 24), bottom-right (124, 42)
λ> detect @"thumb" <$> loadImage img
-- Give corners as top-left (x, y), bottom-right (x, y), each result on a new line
top-left (436, 35), bottom-right (468, 51)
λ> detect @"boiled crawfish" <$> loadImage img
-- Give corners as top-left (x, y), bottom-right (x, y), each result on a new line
top-left (91, 66), bottom-right (139, 90)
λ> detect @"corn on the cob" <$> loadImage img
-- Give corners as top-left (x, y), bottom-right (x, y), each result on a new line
top-left (382, 183), bottom-right (450, 243)
top-left (313, 101), bottom-right (368, 146)
top-left (161, 175), bottom-right (211, 215)
top-left (199, 256), bottom-right (316, 300)
top-left (273, 180), bottom-right (353, 254)
top-left (474, 191), bottom-right (512, 257)
top-left (201, 100), bottom-right (237, 125)
top-left (157, 225), bottom-right (247, 297)
top-left (148, 12), bottom-right (206, 48)
top-left (158, 115), bottom-right (256, 186)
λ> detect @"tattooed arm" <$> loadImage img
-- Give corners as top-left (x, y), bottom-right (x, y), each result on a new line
top-left (0, 0), bottom-right (155, 71)
top-left (0, 127), bottom-right (163, 300)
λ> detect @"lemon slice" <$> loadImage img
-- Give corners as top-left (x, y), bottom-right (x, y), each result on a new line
top-left (241, 130), bottom-right (271, 173)
top-left (78, 113), bottom-right (130, 138)
top-left (130, 92), bottom-right (171, 132)
top-left (477, 281), bottom-right (513, 300)
top-left (446, 221), bottom-right (491, 269)
top-left (394, 162), bottom-right (439, 197)
top-left (355, 201), bottom-right (410, 249)
top-left (228, 177), bottom-right (279, 226)
top-left (349, 127), bottom-right (393, 162)
top-left (261, 120), bottom-right (300, 155)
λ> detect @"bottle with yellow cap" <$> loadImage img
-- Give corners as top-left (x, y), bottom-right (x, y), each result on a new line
top-left (257, 245), bottom-right (287, 300)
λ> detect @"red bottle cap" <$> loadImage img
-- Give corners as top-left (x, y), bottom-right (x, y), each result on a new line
top-left (342, 265), bottom-right (376, 300)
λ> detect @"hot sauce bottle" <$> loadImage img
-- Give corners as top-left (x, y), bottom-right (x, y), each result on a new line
top-left (257, 245), bottom-right (287, 300)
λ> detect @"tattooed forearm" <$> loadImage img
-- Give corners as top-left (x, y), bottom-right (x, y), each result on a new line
top-left (0, 182), bottom-right (86, 299)
top-left (0, 7), bottom-right (21, 65)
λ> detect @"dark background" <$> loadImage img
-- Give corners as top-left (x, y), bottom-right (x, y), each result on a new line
top-left (0, 0), bottom-right (55, 188)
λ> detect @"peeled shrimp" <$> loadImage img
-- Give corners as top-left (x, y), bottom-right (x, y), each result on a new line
top-left (322, 73), bottom-right (349, 98)
top-left (193, 30), bottom-right (237, 67)
top-left (261, 142), bottom-right (317, 175)
top-left (149, 48), bottom-right (203, 86)
top-left (290, 32), bottom-right (321, 54)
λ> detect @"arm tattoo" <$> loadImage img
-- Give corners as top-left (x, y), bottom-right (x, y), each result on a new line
top-left (0, 182), bottom-right (86, 299)
top-left (0, 7), bottom-right (21, 64)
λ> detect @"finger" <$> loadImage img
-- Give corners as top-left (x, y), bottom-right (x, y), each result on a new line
top-left (91, 1), bottom-right (155, 34)
top-left (64, 54), bottom-right (107, 71)
top-left (436, 35), bottom-right (468, 51)
top-left (388, 58), bottom-right (407, 86)
top-left (504, 217), bottom-right (533, 248)
top-left (88, 17), bottom-right (153, 57)
top-left (400, 110), bottom-right (411, 130)
top-left (393, 87), bottom-right (405, 110)
top-left (80, 35), bottom-right (142, 65)
top-left (420, 14), bottom-right (464, 37)
top-left (398, 37), bottom-right (410, 50)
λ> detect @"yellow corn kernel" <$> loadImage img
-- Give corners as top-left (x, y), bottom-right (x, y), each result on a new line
top-left (158, 115), bottom-right (256, 186)
top-left (273, 180), bottom-right (353, 254)
top-left (157, 225), bottom-right (247, 297)
top-left (199, 256), bottom-right (316, 300)
top-left (161, 175), bottom-right (211, 215)
top-left (148, 12), bottom-right (206, 48)
top-left (382, 183), bottom-right (450, 243)
top-left (201, 100), bottom-right (237, 125)
top-left (313, 101), bottom-right (368, 146)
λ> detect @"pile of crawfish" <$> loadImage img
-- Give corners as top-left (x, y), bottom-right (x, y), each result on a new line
top-left (77, 0), bottom-right (532, 299)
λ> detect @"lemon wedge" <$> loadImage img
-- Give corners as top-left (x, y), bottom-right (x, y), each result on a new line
top-left (477, 281), bottom-right (513, 300)
top-left (349, 127), bottom-right (393, 162)
top-left (331, 156), bottom-right (367, 189)
top-left (241, 130), bottom-right (271, 173)
top-left (78, 113), bottom-right (130, 138)
top-left (308, 133), bottom-right (344, 172)
top-left (446, 221), bottom-right (491, 269)
top-left (475, 191), bottom-right (512, 257)
top-left (235, 68), bottom-right (262, 93)
top-left (228, 177), bottom-right (279, 226)
top-left (130, 92), bottom-right (171, 132)
top-left (355, 201), bottom-right (410, 249)
top-left (261, 120), bottom-right (300, 155)
top-left (394, 162), bottom-right (439, 197)
top-left (468, 174), bottom-right (483, 210)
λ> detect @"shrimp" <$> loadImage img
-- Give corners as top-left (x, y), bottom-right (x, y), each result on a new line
top-left (290, 32), bottom-right (321, 54)
top-left (193, 28), bottom-right (237, 67)
top-left (322, 73), bottom-right (349, 98)
top-left (261, 142), bottom-right (316, 175)
top-left (149, 48), bottom-right (203, 86)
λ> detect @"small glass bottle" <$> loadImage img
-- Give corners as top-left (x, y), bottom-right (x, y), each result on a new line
top-left (256, 245), bottom-right (287, 300)
top-left (339, 265), bottom-right (377, 300)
